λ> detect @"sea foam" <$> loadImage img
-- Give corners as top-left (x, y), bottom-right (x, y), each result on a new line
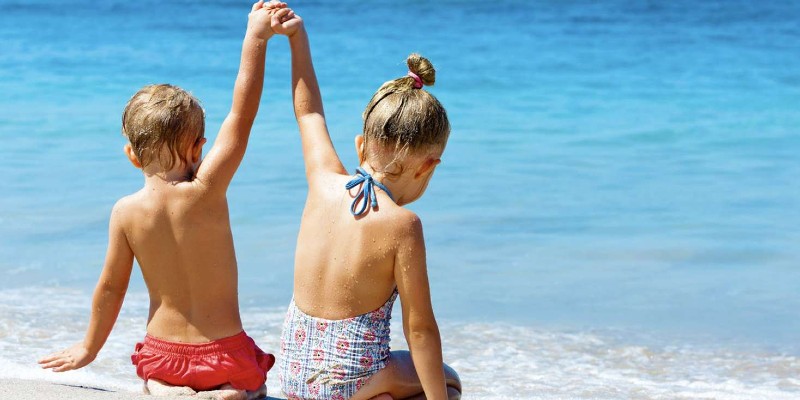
top-left (1, 288), bottom-right (798, 399)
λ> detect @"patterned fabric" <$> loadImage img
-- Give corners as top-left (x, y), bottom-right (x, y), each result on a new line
top-left (279, 290), bottom-right (397, 400)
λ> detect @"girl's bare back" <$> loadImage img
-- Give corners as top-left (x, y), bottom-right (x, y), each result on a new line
top-left (292, 172), bottom-right (407, 320)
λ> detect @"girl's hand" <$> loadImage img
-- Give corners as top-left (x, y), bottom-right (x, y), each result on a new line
top-left (38, 343), bottom-right (95, 372)
top-left (270, 8), bottom-right (303, 37)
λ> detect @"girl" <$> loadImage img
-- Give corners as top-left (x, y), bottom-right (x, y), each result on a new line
top-left (270, 9), bottom-right (462, 400)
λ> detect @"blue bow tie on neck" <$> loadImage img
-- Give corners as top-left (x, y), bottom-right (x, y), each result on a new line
top-left (345, 167), bottom-right (395, 216)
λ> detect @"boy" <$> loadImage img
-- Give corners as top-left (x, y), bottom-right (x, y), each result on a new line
top-left (38, 2), bottom-right (295, 398)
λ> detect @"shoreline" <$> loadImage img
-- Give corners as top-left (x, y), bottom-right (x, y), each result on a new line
top-left (0, 379), bottom-right (286, 400)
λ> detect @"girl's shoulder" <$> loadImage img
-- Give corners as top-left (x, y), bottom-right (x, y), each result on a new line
top-left (380, 206), bottom-right (424, 241)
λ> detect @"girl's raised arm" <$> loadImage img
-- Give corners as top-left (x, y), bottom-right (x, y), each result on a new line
top-left (279, 15), bottom-right (347, 182)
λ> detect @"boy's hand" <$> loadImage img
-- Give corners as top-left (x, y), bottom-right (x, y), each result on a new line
top-left (38, 343), bottom-right (95, 372)
top-left (270, 7), bottom-right (303, 37)
top-left (246, 0), bottom-right (287, 40)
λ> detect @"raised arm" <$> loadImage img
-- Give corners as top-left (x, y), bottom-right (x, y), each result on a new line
top-left (38, 202), bottom-right (134, 372)
top-left (195, 1), bottom-right (289, 191)
top-left (394, 215), bottom-right (449, 400)
top-left (274, 13), bottom-right (347, 183)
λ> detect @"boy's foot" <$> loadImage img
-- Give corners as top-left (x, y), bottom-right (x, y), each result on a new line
top-left (246, 384), bottom-right (268, 399)
top-left (370, 394), bottom-right (394, 400)
top-left (144, 379), bottom-right (197, 396)
top-left (194, 384), bottom-right (247, 400)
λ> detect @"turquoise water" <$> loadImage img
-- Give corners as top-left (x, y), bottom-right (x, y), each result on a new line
top-left (2, 0), bottom-right (800, 397)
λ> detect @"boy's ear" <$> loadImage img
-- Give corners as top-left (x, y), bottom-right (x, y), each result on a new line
top-left (354, 135), bottom-right (365, 164)
top-left (123, 144), bottom-right (142, 169)
top-left (191, 137), bottom-right (207, 163)
top-left (414, 157), bottom-right (441, 179)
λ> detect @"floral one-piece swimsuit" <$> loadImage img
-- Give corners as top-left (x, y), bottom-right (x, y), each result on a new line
top-left (279, 290), bottom-right (397, 400)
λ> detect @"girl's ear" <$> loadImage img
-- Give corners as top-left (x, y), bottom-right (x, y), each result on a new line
top-left (191, 137), bottom-right (207, 163)
top-left (124, 144), bottom-right (142, 169)
top-left (354, 135), bottom-right (366, 164)
top-left (414, 157), bottom-right (441, 179)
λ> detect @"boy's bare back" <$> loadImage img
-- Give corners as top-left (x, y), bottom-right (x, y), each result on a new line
top-left (117, 180), bottom-right (242, 342)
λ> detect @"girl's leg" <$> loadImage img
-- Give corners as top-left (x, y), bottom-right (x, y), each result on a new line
top-left (352, 350), bottom-right (462, 400)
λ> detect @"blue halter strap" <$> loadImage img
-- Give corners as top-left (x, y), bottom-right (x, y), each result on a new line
top-left (345, 167), bottom-right (394, 216)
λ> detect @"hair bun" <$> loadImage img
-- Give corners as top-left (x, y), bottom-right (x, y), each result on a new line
top-left (407, 53), bottom-right (435, 87)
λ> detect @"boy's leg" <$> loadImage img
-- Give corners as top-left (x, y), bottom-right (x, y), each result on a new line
top-left (352, 350), bottom-right (462, 400)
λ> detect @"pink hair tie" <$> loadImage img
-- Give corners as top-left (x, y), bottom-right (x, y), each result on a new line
top-left (407, 71), bottom-right (423, 89)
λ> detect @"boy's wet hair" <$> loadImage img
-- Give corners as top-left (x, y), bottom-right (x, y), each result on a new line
top-left (122, 84), bottom-right (205, 170)
top-left (362, 54), bottom-right (450, 162)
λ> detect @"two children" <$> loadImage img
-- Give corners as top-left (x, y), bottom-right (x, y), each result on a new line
top-left (39, 2), bottom-right (461, 399)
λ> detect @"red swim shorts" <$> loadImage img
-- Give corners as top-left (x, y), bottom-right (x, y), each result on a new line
top-left (131, 331), bottom-right (275, 391)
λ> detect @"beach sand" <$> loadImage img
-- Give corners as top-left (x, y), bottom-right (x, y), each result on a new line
top-left (0, 379), bottom-right (286, 400)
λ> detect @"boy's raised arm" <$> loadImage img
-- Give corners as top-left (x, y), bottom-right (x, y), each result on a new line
top-left (196, 1), bottom-right (291, 190)
top-left (274, 14), bottom-right (347, 182)
top-left (38, 202), bottom-right (134, 372)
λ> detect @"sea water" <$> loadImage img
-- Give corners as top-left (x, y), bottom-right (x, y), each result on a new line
top-left (1, 0), bottom-right (799, 398)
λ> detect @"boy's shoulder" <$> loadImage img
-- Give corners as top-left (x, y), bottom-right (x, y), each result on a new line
top-left (110, 191), bottom-right (144, 224)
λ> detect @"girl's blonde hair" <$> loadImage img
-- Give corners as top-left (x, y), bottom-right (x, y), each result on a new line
top-left (122, 84), bottom-right (205, 170)
top-left (361, 54), bottom-right (450, 168)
